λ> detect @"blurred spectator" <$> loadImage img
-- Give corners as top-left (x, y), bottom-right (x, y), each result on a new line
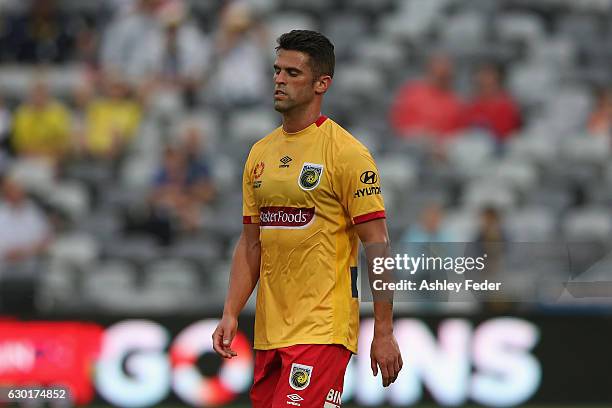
top-left (464, 63), bottom-right (521, 142)
top-left (587, 86), bottom-right (612, 137)
top-left (473, 206), bottom-right (507, 276)
top-left (143, 0), bottom-right (212, 110)
top-left (12, 81), bottom-right (71, 161)
top-left (390, 53), bottom-right (464, 138)
top-left (81, 77), bottom-right (141, 158)
top-left (475, 206), bottom-right (507, 243)
top-left (0, 97), bottom-right (11, 155)
top-left (0, 0), bottom-right (77, 63)
top-left (207, 0), bottom-right (268, 108)
top-left (0, 175), bottom-right (51, 313)
top-left (401, 204), bottom-right (454, 242)
top-left (128, 129), bottom-right (215, 245)
top-left (74, 16), bottom-right (102, 81)
top-left (100, 0), bottom-right (164, 85)
top-left (0, 175), bottom-right (51, 263)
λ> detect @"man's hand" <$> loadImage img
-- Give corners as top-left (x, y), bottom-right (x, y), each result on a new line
top-left (370, 331), bottom-right (403, 387)
top-left (212, 315), bottom-right (238, 359)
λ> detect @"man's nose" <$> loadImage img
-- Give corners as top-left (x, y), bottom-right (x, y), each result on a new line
top-left (275, 72), bottom-right (286, 84)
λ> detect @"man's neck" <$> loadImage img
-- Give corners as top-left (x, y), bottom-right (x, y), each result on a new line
top-left (281, 104), bottom-right (322, 133)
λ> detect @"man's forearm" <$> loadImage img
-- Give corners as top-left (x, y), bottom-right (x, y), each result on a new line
top-left (373, 301), bottom-right (394, 336)
top-left (223, 233), bottom-right (261, 318)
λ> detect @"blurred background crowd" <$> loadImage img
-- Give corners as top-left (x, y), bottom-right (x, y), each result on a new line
top-left (0, 0), bottom-right (611, 315)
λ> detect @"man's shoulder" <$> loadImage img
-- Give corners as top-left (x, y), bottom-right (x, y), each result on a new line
top-left (325, 119), bottom-right (371, 157)
top-left (246, 126), bottom-right (282, 159)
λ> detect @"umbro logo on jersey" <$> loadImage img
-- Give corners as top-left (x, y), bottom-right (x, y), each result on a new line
top-left (279, 156), bottom-right (292, 168)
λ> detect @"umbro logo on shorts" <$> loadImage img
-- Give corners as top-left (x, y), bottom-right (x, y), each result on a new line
top-left (286, 393), bottom-right (303, 406)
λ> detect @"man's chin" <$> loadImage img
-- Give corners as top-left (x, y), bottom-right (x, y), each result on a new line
top-left (273, 101), bottom-right (290, 113)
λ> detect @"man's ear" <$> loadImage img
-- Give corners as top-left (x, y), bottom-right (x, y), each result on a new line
top-left (314, 75), bottom-right (332, 95)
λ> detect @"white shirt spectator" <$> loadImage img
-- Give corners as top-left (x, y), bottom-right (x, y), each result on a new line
top-left (0, 200), bottom-right (49, 261)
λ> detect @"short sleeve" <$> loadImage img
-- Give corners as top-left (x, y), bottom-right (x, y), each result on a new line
top-left (242, 152), bottom-right (260, 224)
top-left (334, 143), bottom-right (386, 224)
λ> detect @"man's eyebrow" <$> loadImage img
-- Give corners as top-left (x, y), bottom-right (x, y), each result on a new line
top-left (273, 64), bottom-right (302, 73)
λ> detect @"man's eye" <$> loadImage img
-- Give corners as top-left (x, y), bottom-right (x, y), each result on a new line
top-left (289, 71), bottom-right (298, 77)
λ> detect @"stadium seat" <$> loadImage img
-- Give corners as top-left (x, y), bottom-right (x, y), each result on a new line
top-left (37, 261), bottom-right (79, 311)
top-left (509, 62), bottom-right (560, 106)
top-left (354, 37), bottom-right (405, 69)
top-left (266, 12), bottom-right (318, 55)
top-left (378, 0), bottom-right (452, 40)
top-left (462, 180), bottom-right (517, 211)
top-left (487, 159), bottom-right (539, 193)
top-left (79, 209), bottom-right (122, 242)
top-left (563, 207), bottom-right (612, 241)
top-left (49, 232), bottom-right (99, 270)
top-left (144, 259), bottom-right (200, 291)
top-left (543, 86), bottom-right (593, 132)
top-left (228, 109), bottom-right (279, 142)
top-left (8, 158), bottom-right (55, 195)
top-left (506, 132), bottom-right (560, 165)
top-left (0, 65), bottom-right (82, 98)
top-left (324, 14), bottom-right (370, 60)
top-left (103, 235), bottom-right (160, 265)
top-left (495, 12), bottom-right (545, 42)
top-left (441, 209), bottom-right (480, 241)
top-left (334, 64), bottom-right (386, 100)
top-left (84, 260), bottom-right (139, 310)
top-left (440, 12), bottom-right (488, 52)
top-left (528, 38), bottom-right (577, 69)
top-left (377, 154), bottom-right (418, 193)
top-left (505, 207), bottom-right (556, 241)
top-left (240, 0), bottom-right (281, 14)
top-left (168, 236), bottom-right (222, 267)
top-left (45, 180), bottom-right (90, 221)
top-left (284, 0), bottom-right (331, 13)
top-left (560, 134), bottom-right (611, 165)
top-left (446, 131), bottom-right (495, 178)
top-left (120, 154), bottom-right (159, 190)
top-left (349, 0), bottom-right (394, 13)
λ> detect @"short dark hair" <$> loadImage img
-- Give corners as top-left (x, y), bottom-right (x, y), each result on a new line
top-left (276, 30), bottom-right (335, 79)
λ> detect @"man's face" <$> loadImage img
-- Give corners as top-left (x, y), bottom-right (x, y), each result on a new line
top-left (427, 55), bottom-right (453, 89)
top-left (273, 49), bottom-right (317, 113)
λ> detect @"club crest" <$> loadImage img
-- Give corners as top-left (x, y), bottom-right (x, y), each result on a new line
top-left (289, 363), bottom-right (313, 391)
top-left (298, 162), bottom-right (324, 191)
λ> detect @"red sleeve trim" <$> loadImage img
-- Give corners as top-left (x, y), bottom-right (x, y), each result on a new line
top-left (353, 211), bottom-right (386, 225)
top-left (243, 216), bottom-right (255, 224)
top-left (315, 115), bottom-right (328, 127)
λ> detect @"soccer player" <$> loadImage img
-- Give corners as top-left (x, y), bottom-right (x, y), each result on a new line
top-left (212, 30), bottom-right (402, 407)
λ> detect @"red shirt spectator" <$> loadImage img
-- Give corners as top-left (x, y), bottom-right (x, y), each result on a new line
top-left (464, 63), bottom-right (521, 141)
top-left (390, 54), bottom-right (464, 138)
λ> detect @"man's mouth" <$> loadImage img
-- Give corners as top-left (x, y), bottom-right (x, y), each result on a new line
top-left (274, 90), bottom-right (287, 100)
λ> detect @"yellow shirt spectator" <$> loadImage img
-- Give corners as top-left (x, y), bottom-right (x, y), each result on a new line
top-left (85, 98), bottom-right (141, 156)
top-left (13, 101), bottom-right (71, 158)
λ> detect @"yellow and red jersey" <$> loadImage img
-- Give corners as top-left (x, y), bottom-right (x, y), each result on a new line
top-left (243, 115), bottom-right (385, 353)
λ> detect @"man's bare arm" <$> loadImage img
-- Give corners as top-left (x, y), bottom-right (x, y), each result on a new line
top-left (212, 223), bottom-right (261, 358)
top-left (355, 219), bottom-right (403, 387)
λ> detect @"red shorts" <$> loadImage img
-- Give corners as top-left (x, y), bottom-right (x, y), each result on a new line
top-left (250, 344), bottom-right (351, 408)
